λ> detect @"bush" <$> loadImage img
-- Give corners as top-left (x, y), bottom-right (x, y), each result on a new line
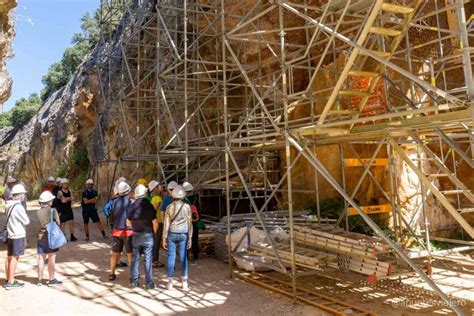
top-left (54, 146), bottom-right (90, 191)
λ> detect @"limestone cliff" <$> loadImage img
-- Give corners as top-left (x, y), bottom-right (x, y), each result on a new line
top-left (0, 0), bottom-right (16, 112)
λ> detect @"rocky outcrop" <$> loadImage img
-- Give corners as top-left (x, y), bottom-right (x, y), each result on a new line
top-left (0, 0), bottom-right (16, 112)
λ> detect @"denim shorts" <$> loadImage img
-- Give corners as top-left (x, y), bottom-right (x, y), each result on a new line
top-left (37, 237), bottom-right (59, 254)
top-left (8, 238), bottom-right (25, 256)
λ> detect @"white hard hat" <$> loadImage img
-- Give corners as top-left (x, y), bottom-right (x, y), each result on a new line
top-left (134, 184), bottom-right (148, 198)
top-left (48, 176), bottom-right (55, 182)
top-left (55, 177), bottom-right (62, 183)
top-left (167, 181), bottom-right (178, 191)
top-left (11, 184), bottom-right (27, 195)
top-left (39, 191), bottom-right (55, 203)
top-left (60, 178), bottom-right (69, 184)
top-left (86, 178), bottom-right (94, 185)
top-left (148, 180), bottom-right (159, 192)
top-left (172, 185), bottom-right (186, 199)
top-left (118, 181), bottom-right (131, 195)
top-left (182, 181), bottom-right (193, 192)
top-left (6, 176), bottom-right (17, 183)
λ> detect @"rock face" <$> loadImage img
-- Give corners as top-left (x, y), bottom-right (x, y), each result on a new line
top-left (0, 0), bottom-right (16, 112)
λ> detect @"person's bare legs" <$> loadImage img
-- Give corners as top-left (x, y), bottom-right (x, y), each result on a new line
top-left (7, 256), bottom-right (19, 283)
top-left (110, 252), bottom-right (120, 275)
top-left (47, 254), bottom-right (56, 280)
top-left (95, 222), bottom-right (105, 231)
top-left (60, 222), bottom-right (65, 234)
top-left (126, 253), bottom-right (132, 265)
top-left (38, 254), bottom-right (46, 280)
top-left (84, 224), bottom-right (89, 237)
top-left (5, 258), bottom-right (9, 281)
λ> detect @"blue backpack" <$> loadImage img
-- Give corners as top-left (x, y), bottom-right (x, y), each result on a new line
top-left (46, 208), bottom-right (67, 249)
top-left (103, 199), bottom-right (113, 218)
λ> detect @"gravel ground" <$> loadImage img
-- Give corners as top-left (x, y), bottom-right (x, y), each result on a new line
top-left (0, 203), bottom-right (321, 316)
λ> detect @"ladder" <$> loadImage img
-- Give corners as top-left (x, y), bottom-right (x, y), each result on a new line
top-left (317, 0), bottom-right (422, 126)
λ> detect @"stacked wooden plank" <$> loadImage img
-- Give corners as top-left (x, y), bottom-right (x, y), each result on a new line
top-left (294, 225), bottom-right (395, 277)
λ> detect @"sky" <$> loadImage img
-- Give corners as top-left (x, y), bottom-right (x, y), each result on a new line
top-left (4, 0), bottom-right (100, 111)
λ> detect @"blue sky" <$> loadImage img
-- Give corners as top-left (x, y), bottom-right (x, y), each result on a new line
top-left (4, 0), bottom-right (100, 111)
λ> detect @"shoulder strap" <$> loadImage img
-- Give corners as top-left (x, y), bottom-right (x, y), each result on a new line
top-left (3, 204), bottom-right (15, 228)
top-left (169, 202), bottom-right (185, 226)
top-left (49, 208), bottom-right (55, 223)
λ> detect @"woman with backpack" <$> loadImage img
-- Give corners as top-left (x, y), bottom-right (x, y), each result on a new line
top-left (36, 191), bottom-right (63, 286)
top-left (162, 185), bottom-right (192, 290)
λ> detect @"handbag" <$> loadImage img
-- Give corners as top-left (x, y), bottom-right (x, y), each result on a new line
top-left (46, 208), bottom-right (67, 249)
top-left (0, 205), bottom-right (14, 243)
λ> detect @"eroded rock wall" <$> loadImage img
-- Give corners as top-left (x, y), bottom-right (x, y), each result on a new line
top-left (0, 0), bottom-right (16, 112)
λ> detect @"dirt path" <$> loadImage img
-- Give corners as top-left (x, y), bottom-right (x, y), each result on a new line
top-left (0, 202), bottom-right (320, 316)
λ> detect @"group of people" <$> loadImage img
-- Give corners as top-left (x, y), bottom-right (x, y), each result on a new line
top-left (2, 175), bottom-right (200, 291)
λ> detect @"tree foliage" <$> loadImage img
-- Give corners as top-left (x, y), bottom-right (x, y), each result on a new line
top-left (0, 93), bottom-right (41, 128)
top-left (3, 2), bottom-right (125, 128)
top-left (41, 11), bottom-right (102, 100)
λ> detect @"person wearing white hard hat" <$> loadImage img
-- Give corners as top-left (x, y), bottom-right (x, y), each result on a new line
top-left (3, 184), bottom-right (30, 290)
top-left (127, 184), bottom-right (158, 289)
top-left (159, 180), bottom-right (177, 219)
top-left (36, 191), bottom-right (63, 287)
top-left (148, 180), bottom-right (164, 268)
top-left (2, 176), bottom-right (17, 202)
top-left (163, 185), bottom-right (193, 291)
top-left (109, 181), bottom-right (133, 281)
top-left (183, 181), bottom-right (201, 265)
top-left (113, 177), bottom-right (127, 197)
top-left (81, 179), bottom-right (107, 241)
top-left (42, 176), bottom-right (56, 193)
top-left (56, 179), bottom-right (78, 242)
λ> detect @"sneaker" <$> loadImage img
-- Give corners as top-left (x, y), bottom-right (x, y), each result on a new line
top-left (37, 279), bottom-right (43, 286)
top-left (130, 282), bottom-right (139, 289)
top-left (70, 236), bottom-right (78, 242)
top-left (116, 261), bottom-right (128, 268)
top-left (85, 236), bottom-right (90, 241)
top-left (190, 259), bottom-right (197, 265)
top-left (166, 280), bottom-right (173, 290)
top-left (4, 280), bottom-right (24, 290)
top-left (182, 280), bottom-right (189, 291)
top-left (145, 283), bottom-right (155, 290)
top-left (48, 279), bottom-right (63, 287)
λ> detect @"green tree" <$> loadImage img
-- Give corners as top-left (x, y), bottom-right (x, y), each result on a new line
top-left (10, 93), bottom-right (42, 127)
top-left (0, 111), bottom-right (13, 128)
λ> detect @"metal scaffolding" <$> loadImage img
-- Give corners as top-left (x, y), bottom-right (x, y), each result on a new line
top-left (96, 1), bottom-right (473, 314)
